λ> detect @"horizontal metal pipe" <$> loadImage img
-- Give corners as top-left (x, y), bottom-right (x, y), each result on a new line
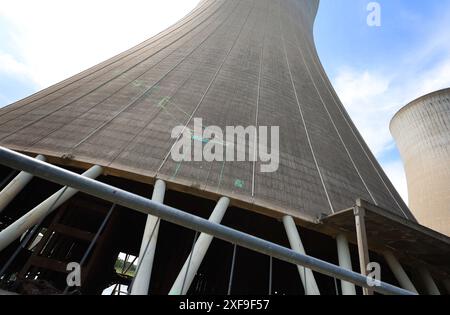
top-left (0, 147), bottom-right (416, 295)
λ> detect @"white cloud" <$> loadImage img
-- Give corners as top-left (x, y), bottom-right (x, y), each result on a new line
top-left (331, 9), bottom-right (450, 205)
top-left (332, 56), bottom-right (450, 203)
top-left (334, 68), bottom-right (390, 107)
top-left (333, 68), bottom-right (393, 157)
top-left (0, 93), bottom-right (10, 105)
top-left (333, 54), bottom-right (450, 159)
top-left (418, 58), bottom-right (450, 96)
top-left (0, 51), bottom-right (37, 84)
top-left (0, 0), bottom-right (200, 89)
top-left (382, 160), bottom-right (408, 203)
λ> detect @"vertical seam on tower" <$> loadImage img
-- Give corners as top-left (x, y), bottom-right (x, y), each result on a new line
top-left (279, 0), bottom-right (335, 214)
top-left (291, 10), bottom-right (409, 219)
top-left (156, 0), bottom-right (255, 174)
top-left (251, 0), bottom-right (271, 198)
top-left (284, 8), bottom-right (378, 206)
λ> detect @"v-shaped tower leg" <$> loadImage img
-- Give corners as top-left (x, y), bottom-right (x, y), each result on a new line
top-left (282, 215), bottom-right (320, 295)
top-left (169, 197), bottom-right (230, 295)
top-left (131, 180), bottom-right (166, 295)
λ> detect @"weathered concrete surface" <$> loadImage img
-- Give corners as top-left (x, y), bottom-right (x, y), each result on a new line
top-left (0, 0), bottom-right (413, 222)
top-left (391, 88), bottom-right (450, 236)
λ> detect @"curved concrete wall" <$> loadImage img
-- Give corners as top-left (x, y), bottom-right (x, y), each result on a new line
top-left (391, 88), bottom-right (450, 236)
top-left (0, 0), bottom-right (413, 222)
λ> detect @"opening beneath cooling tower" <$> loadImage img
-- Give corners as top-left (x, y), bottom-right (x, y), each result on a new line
top-left (0, 163), bottom-right (408, 295)
top-left (102, 252), bottom-right (138, 295)
top-left (175, 204), bottom-right (344, 295)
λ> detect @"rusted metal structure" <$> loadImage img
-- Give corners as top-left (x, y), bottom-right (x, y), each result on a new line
top-left (391, 88), bottom-right (450, 237)
top-left (0, 0), bottom-right (449, 295)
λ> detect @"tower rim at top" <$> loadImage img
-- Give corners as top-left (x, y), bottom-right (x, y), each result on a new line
top-left (390, 87), bottom-right (450, 131)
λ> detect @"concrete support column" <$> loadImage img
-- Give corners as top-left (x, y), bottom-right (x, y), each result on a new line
top-left (0, 155), bottom-right (46, 214)
top-left (169, 197), bottom-right (230, 295)
top-left (0, 165), bottom-right (103, 252)
top-left (419, 267), bottom-right (441, 295)
top-left (336, 234), bottom-right (356, 295)
top-left (282, 215), bottom-right (320, 295)
top-left (383, 251), bottom-right (418, 294)
top-left (131, 180), bottom-right (166, 295)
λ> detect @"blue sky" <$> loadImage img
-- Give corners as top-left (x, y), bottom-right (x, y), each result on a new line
top-left (1, 0), bottom-right (450, 202)
top-left (314, 0), bottom-right (450, 201)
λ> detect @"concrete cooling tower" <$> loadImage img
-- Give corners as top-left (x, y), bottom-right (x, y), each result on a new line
top-left (391, 88), bottom-right (450, 237)
top-left (0, 0), bottom-right (449, 295)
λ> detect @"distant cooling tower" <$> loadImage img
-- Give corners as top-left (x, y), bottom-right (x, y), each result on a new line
top-left (391, 88), bottom-right (450, 237)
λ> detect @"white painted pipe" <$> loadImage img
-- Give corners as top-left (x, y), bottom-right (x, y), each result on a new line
top-left (336, 234), bottom-right (356, 295)
top-left (131, 180), bottom-right (166, 295)
top-left (0, 155), bottom-right (46, 214)
top-left (419, 267), bottom-right (441, 295)
top-left (383, 251), bottom-right (418, 294)
top-left (282, 216), bottom-right (320, 295)
top-left (0, 165), bottom-right (103, 252)
top-left (169, 197), bottom-right (230, 295)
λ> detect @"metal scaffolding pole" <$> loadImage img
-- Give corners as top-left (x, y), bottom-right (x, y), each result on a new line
top-left (383, 251), bottom-right (418, 294)
top-left (169, 197), bottom-right (230, 295)
top-left (0, 155), bottom-right (46, 214)
top-left (354, 204), bottom-right (373, 295)
top-left (131, 180), bottom-right (166, 295)
top-left (418, 267), bottom-right (441, 295)
top-left (227, 244), bottom-right (237, 295)
top-left (0, 147), bottom-right (416, 295)
top-left (282, 215), bottom-right (320, 295)
top-left (336, 234), bottom-right (356, 295)
top-left (0, 165), bottom-right (103, 252)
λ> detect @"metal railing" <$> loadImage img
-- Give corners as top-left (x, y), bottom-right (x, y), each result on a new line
top-left (0, 147), bottom-right (416, 295)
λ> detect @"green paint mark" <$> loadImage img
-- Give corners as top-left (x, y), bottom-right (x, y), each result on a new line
top-left (191, 135), bottom-right (210, 144)
top-left (234, 179), bottom-right (245, 189)
top-left (216, 161), bottom-right (226, 193)
top-left (171, 162), bottom-right (182, 180)
top-left (161, 105), bottom-right (177, 121)
top-left (157, 97), bottom-right (171, 109)
top-left (132, 80), bottom-right (144, 87)
top-left (158, 97), bottom-right (190, 119)
top-left (172, 103), bottom-right (190, 117)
